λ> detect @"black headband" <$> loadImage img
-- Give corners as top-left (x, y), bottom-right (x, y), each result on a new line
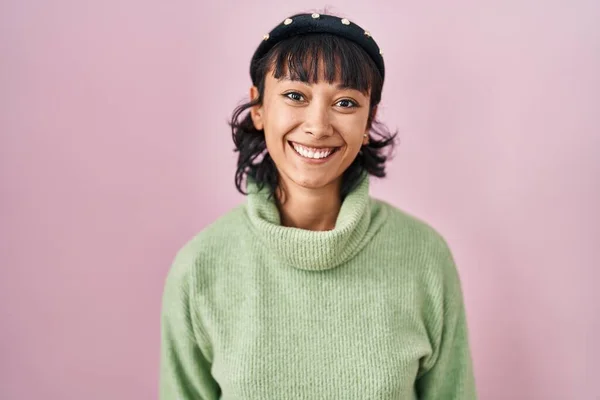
top-left (249, 13), bottom-right (385, 85)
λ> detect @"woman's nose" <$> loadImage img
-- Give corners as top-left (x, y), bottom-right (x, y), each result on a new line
top-left (303, 102), bottom-right (333, 138)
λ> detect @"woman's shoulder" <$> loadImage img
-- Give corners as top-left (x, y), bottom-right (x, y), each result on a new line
top-left (373, 198), bottom-right (449, 246)
top-left (182, 203), bottom-right (249, 247)
top-left (371, 198), bottom-right (456, 268)
top-left (371, 197), bottom-right (463, 292)
top-left (166, 204), bottom-right (249, 276)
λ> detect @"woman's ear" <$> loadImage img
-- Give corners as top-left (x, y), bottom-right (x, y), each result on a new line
top-left (249, 86), bottom-right (264, 131)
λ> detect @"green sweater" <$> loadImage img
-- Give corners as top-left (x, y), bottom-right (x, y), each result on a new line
top-left (159, 176), bottom-right (477, 399)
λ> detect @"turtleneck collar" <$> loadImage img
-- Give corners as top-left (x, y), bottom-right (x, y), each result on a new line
top-left (244, 175), bottom-right (385, 271)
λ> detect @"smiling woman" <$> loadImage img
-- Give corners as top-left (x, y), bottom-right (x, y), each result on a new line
top-left (250, 70), bottom-right (371, 191)
top-left (231, 25), bottom-right (395, 201)
top-left (160, 12), bottom-right (477, 400)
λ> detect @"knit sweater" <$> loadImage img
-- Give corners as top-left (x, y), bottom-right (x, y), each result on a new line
top-left (159, 176), bottom-right (477, 400)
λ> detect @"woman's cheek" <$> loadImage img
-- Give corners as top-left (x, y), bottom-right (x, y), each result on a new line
top-left (268, 106), bottom-right (289, 133)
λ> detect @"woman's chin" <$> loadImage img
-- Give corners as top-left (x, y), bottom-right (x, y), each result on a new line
top-left (284, 171), bottom-right (341, 192)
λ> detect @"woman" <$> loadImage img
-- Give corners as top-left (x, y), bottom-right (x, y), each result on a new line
top-left (160, 12), bottom-right (477, 400)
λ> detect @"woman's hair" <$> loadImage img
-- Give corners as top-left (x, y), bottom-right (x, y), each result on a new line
top-left (230, 32), bottom-right (397, 197)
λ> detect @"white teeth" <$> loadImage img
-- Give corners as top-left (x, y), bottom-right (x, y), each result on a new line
top-left (291, 142), bottom-right (334, 159)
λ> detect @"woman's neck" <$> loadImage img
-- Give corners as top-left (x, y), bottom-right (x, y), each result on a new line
top-left (276, 179), bottom-right (342, 231)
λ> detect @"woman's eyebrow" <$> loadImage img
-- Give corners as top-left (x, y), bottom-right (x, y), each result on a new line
top-left (335, 83), bottom-right (364, 91)
top-left (276, 76), bottom-right (367, 94)
top-left (276, 77), bottom-right (314, 88)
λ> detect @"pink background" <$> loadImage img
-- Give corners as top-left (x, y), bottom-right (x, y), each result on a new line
top-left (1, 0), bottom-right (598, 399)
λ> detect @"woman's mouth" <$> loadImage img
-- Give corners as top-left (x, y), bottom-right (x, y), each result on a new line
top-left (288, 141), bottom-right (340, 161)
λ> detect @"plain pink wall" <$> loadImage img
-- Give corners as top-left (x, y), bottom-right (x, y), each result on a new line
top-left (1, 0), bottom-right (598, 399)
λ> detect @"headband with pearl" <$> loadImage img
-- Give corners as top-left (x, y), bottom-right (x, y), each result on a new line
top-left (249, 13), bottom-right (385, 85)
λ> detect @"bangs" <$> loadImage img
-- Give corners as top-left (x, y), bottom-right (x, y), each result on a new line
top-left (267, 33), bottom-right (381, 95)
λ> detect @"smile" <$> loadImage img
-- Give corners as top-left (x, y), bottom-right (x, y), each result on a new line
top-left (289, 141), bottom-right (340, 160)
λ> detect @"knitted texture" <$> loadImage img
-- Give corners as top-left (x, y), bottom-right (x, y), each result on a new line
top-left (159, 177), bottom-right (477, 399)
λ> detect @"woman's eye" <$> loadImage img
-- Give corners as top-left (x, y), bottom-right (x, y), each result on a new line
top-left (285, 92), bottom-right (305, 102)
top-left (336, 99), bottom-right (358, 108)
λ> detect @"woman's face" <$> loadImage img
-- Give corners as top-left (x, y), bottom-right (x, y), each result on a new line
top-left (250, 68), bottom-right (373, 192)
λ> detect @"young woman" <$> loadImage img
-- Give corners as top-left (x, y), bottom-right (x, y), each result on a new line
top-left (160, 12), bottom-right (477, 400)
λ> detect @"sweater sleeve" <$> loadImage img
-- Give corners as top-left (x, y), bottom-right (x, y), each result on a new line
top-left (159, 250), bottom-right (220, 400)
top-left (415, 242), bottom-right (477, 400)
